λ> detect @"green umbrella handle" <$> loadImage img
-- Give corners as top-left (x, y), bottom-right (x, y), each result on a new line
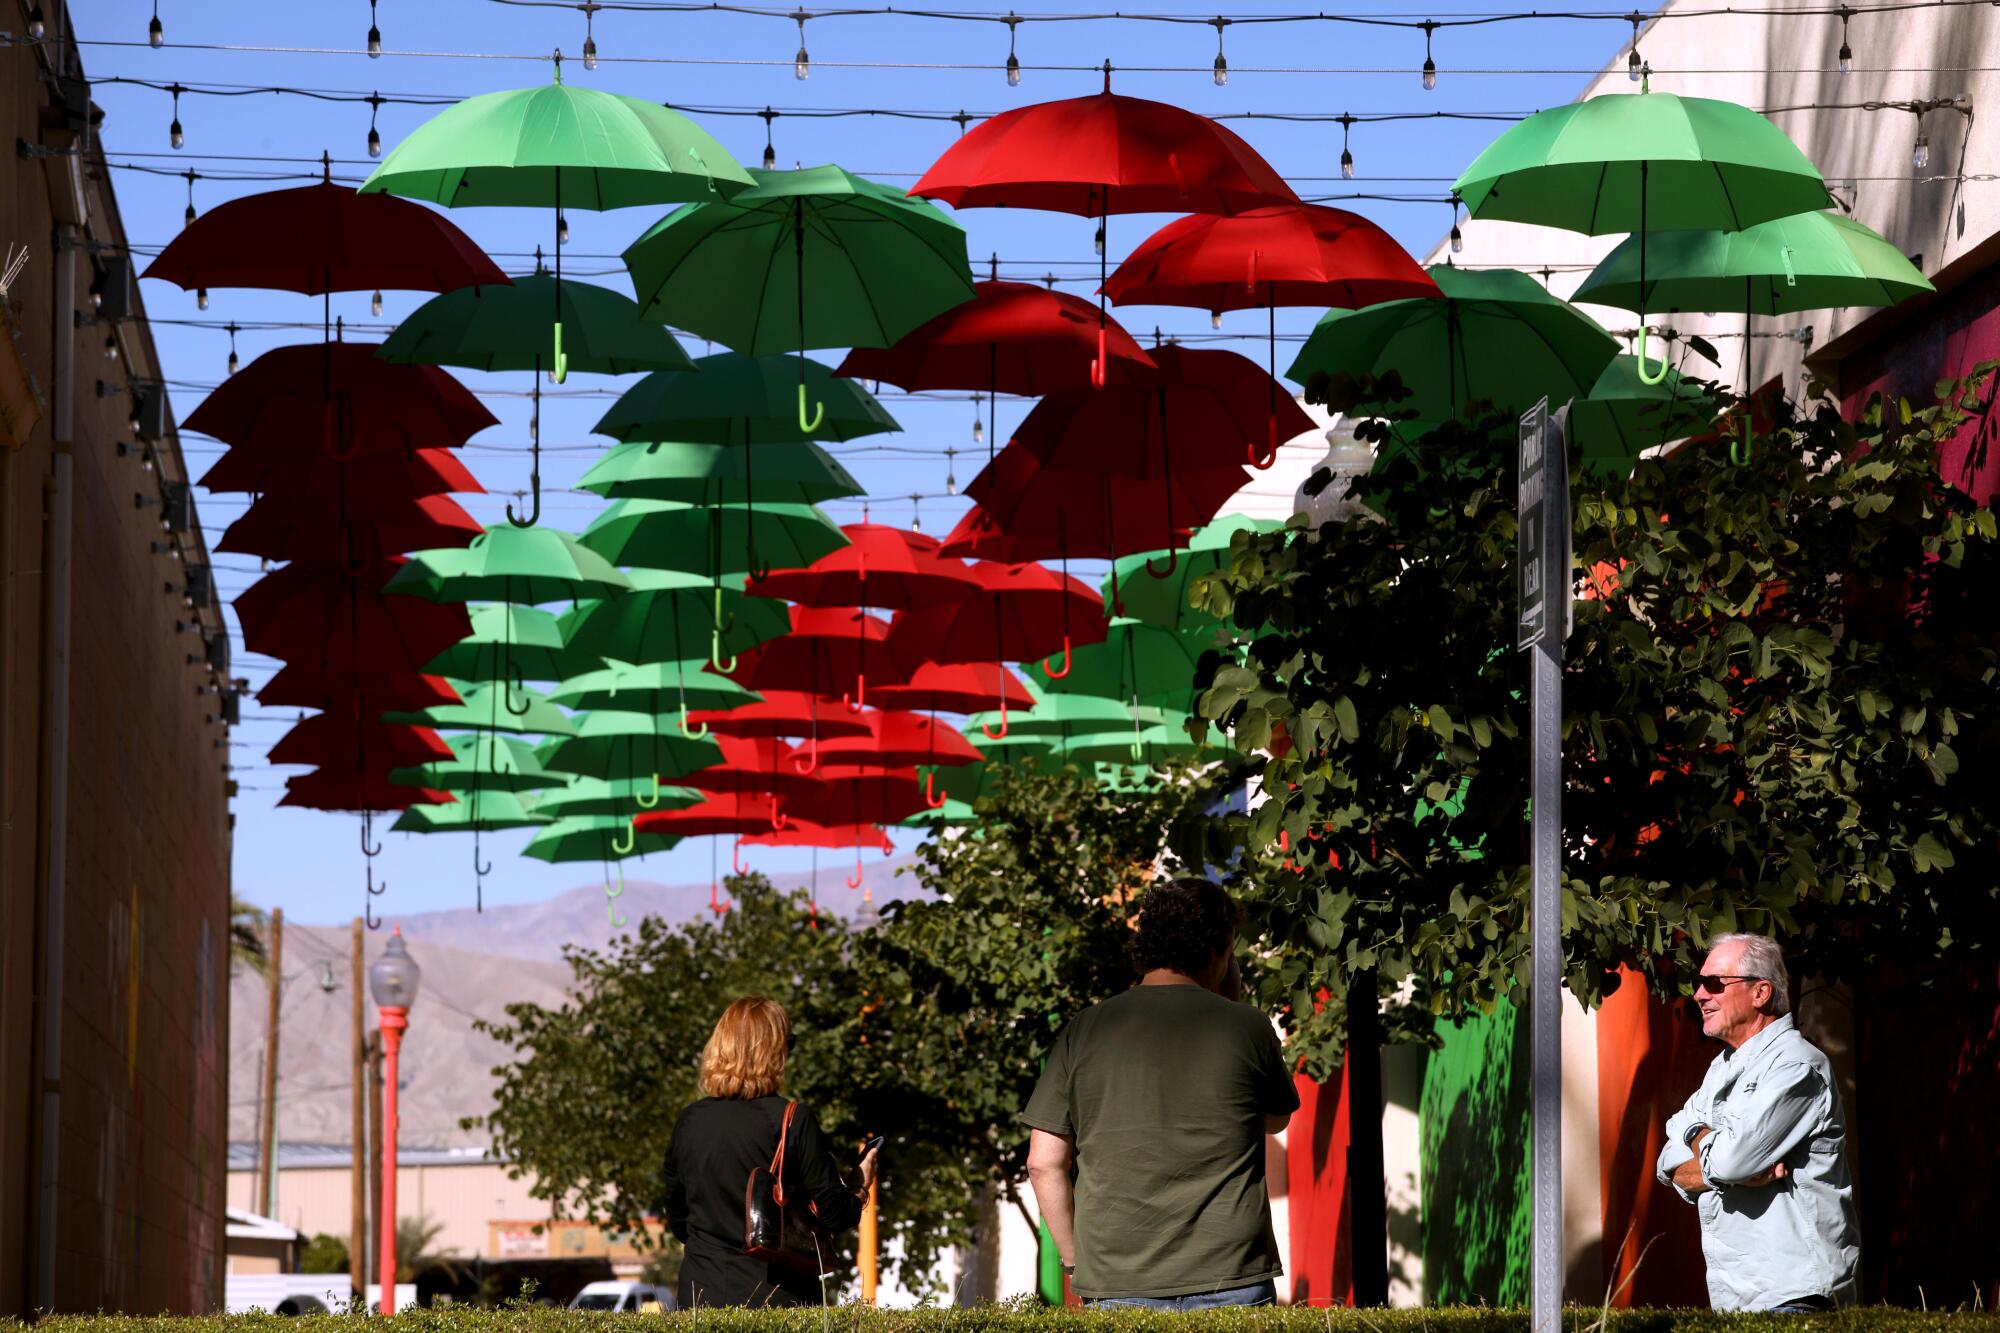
top-left (679, 706), bottom-right (708, 740)
top-left (552, 320), bottom-right (568, 384)
top-left (504, 673), bottom-right (533, 717)
top-left (611, 819), bottom-right (636, 855)
top-left (635, 772), bottom-right (662, 807)
top-left (710, 626), bottom-right (737, 674)
top-left (1635, 323), bottom-right (1670, 386)
top-left (605, 864), bottom-right (627, 899)
top-left (1731, 413), bottom-right (1754, 466)
top-left (796, 381), bottom-right (824, 433)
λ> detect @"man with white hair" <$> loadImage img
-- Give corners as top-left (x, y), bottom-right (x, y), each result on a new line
top-left (1658, 933), bottom-right (1860, 1311)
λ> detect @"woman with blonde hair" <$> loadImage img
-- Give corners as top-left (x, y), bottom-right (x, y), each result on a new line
top-left (662, 996), bottom-right (879, 1308)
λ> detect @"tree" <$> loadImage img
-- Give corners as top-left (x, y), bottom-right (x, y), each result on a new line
top-left (230, 893), bottom-right (269, 976)
top-left (298, 1232), bottom-right (349, 1275)
top-left (396, 1213), bottom-right (467, 1285)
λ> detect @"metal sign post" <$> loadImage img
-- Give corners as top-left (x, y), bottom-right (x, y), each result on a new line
top-left (1518, 398), bottom-right (1569, 1333)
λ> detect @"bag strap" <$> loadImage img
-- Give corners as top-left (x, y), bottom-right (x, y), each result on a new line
top-left (770, 1101), bottom-right (798, 1206)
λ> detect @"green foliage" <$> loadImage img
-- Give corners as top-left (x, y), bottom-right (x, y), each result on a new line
top-left (296, 1233), bottom-right (350, 1276)
top-left (397, 1214), bottom-right (467, 1286)
top-left (1183, 373), bottom-right (2000, 1065)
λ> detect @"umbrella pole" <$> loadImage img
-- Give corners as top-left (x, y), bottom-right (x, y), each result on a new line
top-left (1635, 163), bottom-right (1668, 386)
top-left (1102, 481), bottom-right (1125, 616)
top-left (744, 417), bottom-right (764, 582)
top-left (1146, 388), bottom-right (1179, 578)
top-left (795, 199), bottom-right (825, 433)
top-left (988, 345), bottom-right (998, 463)
top-left (1252, 287), bottom-right (1279, 470)
top-left (1094, 204), bottom-right (1109, 389)
top-left (551, 162), bottom-right (568, 384)
top-left (1734, 276), bottom-right (1755, 466)
top-left (508, 358), bottom-right (542, 527)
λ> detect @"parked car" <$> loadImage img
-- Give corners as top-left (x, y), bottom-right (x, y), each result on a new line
top-left (567, 1280), bottom-right (676, 1312)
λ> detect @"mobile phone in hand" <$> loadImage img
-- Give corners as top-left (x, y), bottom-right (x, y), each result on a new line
top-left (861, 1135), bottom-right (886, 1157)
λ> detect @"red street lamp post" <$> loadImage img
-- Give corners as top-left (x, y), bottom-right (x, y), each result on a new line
top-left (368, 928), bottom-right (422, 1314)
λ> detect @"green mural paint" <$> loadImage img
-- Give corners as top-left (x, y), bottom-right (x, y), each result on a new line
top-left (1037, 1218), bottom-right (1065, 1305)
top-left (1419, 1002), bottom-right (1532, 1304)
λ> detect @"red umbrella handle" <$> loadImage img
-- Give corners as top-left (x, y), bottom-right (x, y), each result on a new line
top-left (710, 881), bottom-right (731, 914)
top-left (844, 673), bottom-right (866, 713)
top-left (732, 839), bottom-right (749, 875)
top-left (846, 849), bottom-right (864, 889)
top-left (771, 796), bottom-right (789, 831)
top-left (1146, 546), bottom-right (1180, 579)
top-left (922, 769), bottom-right (946, 809)
top-left (980, 684), bottom-right (1010, 740)
top-left (791, 735), bottom-right (819, 774)
top-left (1248, 417), bottom-right (1280, 470)
top-left (1090, 323), bottom-right (1107, 388)
top-left (1042, 635), bottom-right (1072, 679)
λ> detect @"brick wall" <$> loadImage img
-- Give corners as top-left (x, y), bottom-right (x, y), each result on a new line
top-left (1, 2), bottom-right (233, 1315)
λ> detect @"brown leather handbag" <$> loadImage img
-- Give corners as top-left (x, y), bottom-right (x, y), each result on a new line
top-left (742, 1101), bottom-right (825, 1274)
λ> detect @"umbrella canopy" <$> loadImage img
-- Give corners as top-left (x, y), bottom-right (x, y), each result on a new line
top-left (1023, 617), bottom-right (1214, 710)
top-left (741, 821), bottom-right (893, 853)
top-left (522, 815), bottom-right (681, 863)
top-left (814, 712), bottom-right (984, 768)
top-left (684, 692), bottom-right (874, 740)
top-left (1562, 356), bottom-right (1722, 477)
top-left (578, 498), bottom-right (849, 578)
top-left (258, 666), bottom-right (460, 712)
top-left (538, 710), bottom-right (724, 781)
top-left (535, 776), bottom-right (703, 819)
top-left (1453, 90), bottom-right (1830, 235)
top-left (1288, 265), bottom-right (1618, 421)
top-left (1572, 210), bottom-right (1934, 315)
top-left (378, 271), bottom-right (694, 375)
top-left (268, 715), bottom-right (454, 769)
top-left (182, 343), bottom-right (496, 458)
top-left (632, 790), bottom-right (792, 839)
top-left (216, 493), bottom-right (483, 564)
top-left (886, 561), bottom-right (1106, 671)
top-left (282, 770), bottom-right (454, 812)
top-left (236, 559), bottom-right (471, 669)
top-left (1062, 720), bottom-right (1231, 765)
top-left (678, 735), bottom-right (828, 803)
top-left (981, 691), bottom-right (1176, 739)
top-left (393, 789), bottom-right (551, 833)
top-left (548, 661), bottom-right (761, 714)
top-left (866, 661), bottom-right (1035, 717)
top-left (389, 733), bottom-right (561, 794)
top-left (1107, 514), bottom-right (1281, 630)
top-left (382, 680), bottom-right (578, 736)
top-left (1104, 204), bottom-right (1439, 312)
top-left (577, 439), bottom-right (863, 506)
top-left (747, 523), bottom-right (978, 610)
top-left (387, 527), bottom-right (631, 605)
top-left (199, 444), bottom-right (481, 499)
top-left (143, 179), bottom-right (507, 295)
top-left (593, 353), bottom-right (899, 445)
top-left (795, 765), bottom-right (930, 827)
top-left (728, 606), bottom-right (910, 702)
top-left (625, 165), bottom-right (975, 358)
top-left (942, 443), bottom-right (1240, 565)
top-left (558, 570), bottom-right (790, 667)
top-left (423, 604), bottom-right (603, 682)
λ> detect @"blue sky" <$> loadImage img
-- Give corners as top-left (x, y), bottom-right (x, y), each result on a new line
top-left (74, 0), bottom-right (1631, 925)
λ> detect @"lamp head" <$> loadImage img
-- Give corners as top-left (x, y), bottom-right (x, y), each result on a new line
top-left (369, 928), bottom-right (421, 1010)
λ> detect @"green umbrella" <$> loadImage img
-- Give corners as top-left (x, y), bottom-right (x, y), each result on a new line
top-left (1289, 266), bottom-right (1617, 422)
top-left (902, 797), bottom-right (976, 828)
top-left (578, 439), bottom-right (863, 506)
top-left (1024, 618), bottom-right (1215, 712)
top-left (389, 527), bottom-right (630, 604)
top-left (1566, 355), bottom-right (1720, 478)
top-left (975, 690), bottom-right (1175, 740)
top-left (538, 709), bottom-right (723, 782)
top-left (424, 604), bottom-right (604, 684)
top-left (558, 569), bottom-right (789, 673)
top-left (523, 815), bottom-right (681, 864)
top-left (378, 269), bottom-right (695, 525)
top-left (1454, 86), bottom-right (1830, 383)
top-left (625, 165), bottom-right (974, 429)
top-left (382, 680), bottom-right (578, 737)
top-left (1061, 721), bottom-right (1230, 766)
top-left (548, 661), bottom-right (760, 718)
top-left (391, 789), bottom-right (552, 834)
top-left (1107, 515), bottom-right (1282, 631)
top-left (535, 775), bottom-right (703, 820)
top-left (1575, 210), bottom-right (1929, 459)
top-left (592, 353), bottom-right (898, 445)
top-left (579, 498), bottom-right (849, 579)
top-left (389, 733), bottom-right (560, 794)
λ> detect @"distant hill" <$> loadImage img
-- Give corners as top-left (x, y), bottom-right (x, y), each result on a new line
top-left (230, 856), bottom-right (926, 1149)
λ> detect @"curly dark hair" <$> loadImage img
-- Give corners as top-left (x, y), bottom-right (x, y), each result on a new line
top-left (1132, 877), bottom-right (1240, 977)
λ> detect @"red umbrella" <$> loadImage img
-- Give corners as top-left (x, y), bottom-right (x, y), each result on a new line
top-left (280, 769), bottom-right (454, 812)
top-left (740, 821), bottom-right (892, 853)
top-left (836, 281), bottom-right (1158, 449)
top-left (1103, 205), bottom-right (1436, 466)
top-left (886, 560), bottom-right (1105, 678)
top-left (144, 177), bottom-right (508, 297)
top-left (267, 715), bottom-right (454, 769)
top-left (729, 606), bottom-right (911, 711)
top-left (747, 524), bottom-right (978, 611)
top-left (236, 559), bottom-right (472, 670)
top-left (634, 789), bottom-right (793, 838)
top-left (814, 712), bottom-right (984, 768)
top-left (218, 492), bottom-right (482, 565)
top-left (867, 661), bottom-right (1034, 717)
top-left (685, 691), bottom-right (873, 741)
top-left (797, 763), bottom-right (931, 829)
top-left (258, 665), bottom-right (460, 712)
top-left (200, 445), bottom-right (482, 499)
top-left (678, 735), bottom-right (829, 805)
top-left (183, 343), bottom-right (495, 459)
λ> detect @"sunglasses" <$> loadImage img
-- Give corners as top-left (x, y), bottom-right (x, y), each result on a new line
top-left (1694, 974), bottom-right (1763, 995)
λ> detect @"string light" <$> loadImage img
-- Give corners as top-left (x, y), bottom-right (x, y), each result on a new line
top-left (1339, 114), bottom-right (1356, 179)
top-left (944, 446), bottom-right (958, 495)
top-left (1421, 20), bottom-right (1439, 91)
top-left (909, 493), bottom-right (922, 532)
top-left (1005, 13), bottom-right (1021, 86)
top-left (226, 322), bottom-right (240, 376)
top-left (557, 213), bottom-right (571, 245)
top-left (581, 2), bottom-right (599, 70)
top-left (760, 107), bottom-right (777, 171)
top-left (169, 84), bottom-right (184, 149)
top-left (183, 170), bottom-right (198, 227)
top-left (1093, 223), bottom-right (1105, 257)
top-left (1627, 13), bottom-right (1643, 80)
top-left (1837, 5), bottom-right (1854, 74)
top-left (971, 393), bottom-right (983, 443)
top-left (27, 6), bottom-right (44, 41)
top-left (1912, 121), bottom-right (1931, 169)
top-left (105, 334), bottom-right (119, 363)
top-left (371, 290), bottom-right (384, 316)
top-left (149, 2), bottom-right (164, 48)
top-left (367, 93), bottom-right (383, 157)
top-left (1211, 310), bottom-right (1223, 330)
top-left (1212, 17), bottom-right (1230, 87)
top-left (1448, 195), bottom-right (1464, 253)
top-left (367, 0), bottom-right (383, 57)
top-left (196, 287), bottom-right (209, 310)
top-left (793, 11), bottom-right (810, 80)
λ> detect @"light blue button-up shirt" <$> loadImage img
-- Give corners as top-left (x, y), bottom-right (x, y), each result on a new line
top-left (1655, 1014), bottom-right (1860, 1311)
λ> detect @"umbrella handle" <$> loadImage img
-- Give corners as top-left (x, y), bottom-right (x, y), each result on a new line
top-left (679, 706), bottom-right (708, 740)
top-left (843, 675), bottom-right (866, 713)
top-left (366, 860), bottom-right (389, 896)
top-left (846, 850), bottom-right (864, 889)
top-left (1731, 413), bottom-right (1755, 466)
top-left (710, 881), bottom-right (731, 914)
top-left (552, 320), bottom-right (568, 385)
top-left (611, 820), bottom-right (636, 855)
top-left (1634, 323), bottom-right (1670, 386)
top-left (771, 801), bottom-right (789, 831)
top-left (360, 812), bottom-right (382, 859)
top-left (608, 902), bottom-right (627, 928)
top-left (635, 772), bottom-right (662, 807)
top-left (923, 769), bottom-right (946, 809)
top-left (504, 674), bottom-right (533, 717)
top-left (790, 735), bottom-right (819, 774)
top-left (1146, 547), bottom-right (1181, 579)
top-left (474, 842), bottom-right (493, 877)
top-left (710, 628), bottom-right (737, 674)
top-left (732, 839), bottom-right (749, 876)
top-left (506, 474), bottom-right (542, 528)
top-left (605, 865), bottom-right (626, 899)
top-left (797, 382), bottom-right (824, 434)
top-left (1248, 419), bottom-right (1280, 470)
top-left (364, 897), bottom-right (382, 931)
top-left (980, 693), bottom-right (1010, 741)
top-left (1089, 324), bottom-right (1107, 389)
top-left (1042, 636), bottom-right (1072, 680)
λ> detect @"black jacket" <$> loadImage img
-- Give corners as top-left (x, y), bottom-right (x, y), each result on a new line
top-left (662, 1096), bottom-right (864, 1308)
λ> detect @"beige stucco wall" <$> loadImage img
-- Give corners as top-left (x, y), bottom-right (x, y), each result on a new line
top-left (227, 1162), bottom-right (545, 1263)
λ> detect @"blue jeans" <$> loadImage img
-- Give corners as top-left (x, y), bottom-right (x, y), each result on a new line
top-left (1087, 1280), bottom-right (1277, 1310)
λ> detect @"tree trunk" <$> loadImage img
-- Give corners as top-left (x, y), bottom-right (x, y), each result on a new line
top-left (1346, 966), bottom-right (1389, 1306)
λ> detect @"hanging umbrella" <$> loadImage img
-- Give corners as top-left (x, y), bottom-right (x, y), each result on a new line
top-left (268, 715), bottom-right (455, 769)
top-left (235, 559), bottom-right (471, 669)
top-left (814, 713), bottom-right (984, 768)
top-left (866, 661), bottom-right (1035, 718)
top-left (985, 691), bottom-right (1176, 739)
top-left (593, 353), bottom-right (899, 445)
top-left (522, 815), bottom-right (681, 863)
top-left (887, 561), bottom-right (1106, 676)
top-left (746, 523), bottom-right (978, 610)
top-left (1106, 514), bottom-right (1281, 631)
top-left (382, 680), bottom-right (578, 737)
top-left (1061, 721), bottom-right (1231, 765)
top-left (387, 526), bottom-right (631, 605)
top-left (727, 606), bottom-right (910, 709)
top-left (679, 735), bottom-right (829, 804)
top-left (1289, 265), bottom-right (1618, 422)
top-left (631, 790), bottom-right (793, 838)
top-left (1561, 356), bottom-right (1722, 476)
top-left (557, 569), bottom-right (790, 672)
top-left (389, 733), bottom-right (561, 794)
top-left (578, 498), bottom-right (849, 579)
top-left (281, 770), bottom-right (454, 812)
top-left (684, 692), bottom-right (873, 740)
top-left (549, 661), bottom-right (760, 716)
top-left (741, 821), bottom-right (892, 853)
top-left (538, 710), bottom-right (724, 782)
top-left (1103, 204), bottom-right (1438, 466)
top-left (217, 493), bottom-right (483, 565)
top-left (578, 439), bottom-right (862, 506)
top-left (796, 764), bottom-right (931, 828)
top-left (423, 604), bottom-right (603, 682)
top-left (392, 789), bottom-right (551, 833)
top-left (1023, 617), bottom-right (1215, 711)
top-left (536, 776), bottom-right (703, 819)
top-left (1453, 86), bottom-right (1830, 380)
top-left (259, 665), bottom-right (460, 712)
top-left (835, 279), bottom-right (1159, 455)
top-left (183, 342), bottom-right (495, 459)
top-left (200, 444), bottom-right (482, 500)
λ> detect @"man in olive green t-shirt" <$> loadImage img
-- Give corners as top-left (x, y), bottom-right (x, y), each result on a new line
top-left (1022, 877), bottom-right (1298, 1307)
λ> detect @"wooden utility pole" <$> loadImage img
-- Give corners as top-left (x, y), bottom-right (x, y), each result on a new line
top-left (367, 1030), bottom-right (385, 1292)
top-left (858, 1176), bottom-right (879, 1305)
top-left (350, 917), bottom-right (367, 1301)
top-left (256, 907), bottom-right (284, 1216)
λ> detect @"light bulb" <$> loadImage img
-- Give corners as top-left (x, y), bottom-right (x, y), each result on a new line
top-left (1093, 224), bottom-right (1105, 257)
top-left (1450, 224), bottom-right (1464, 254)
top-left (1341, 148), bottom-right (1355, 179)
top-left (90, 288), bottom-right (103, 311)
top-left (371, 290), bottom-right (383, 316)
top-left (762, 143), bottom-right (776, 170)
top-left (367, 25), bottom-right (382, 57)
top-left (149, 13), bottom-right (163, 47)
top-left (227, 349), bottom-right (238, 375)
top-left (183, 202), bottom-right (196, 227)
top-left (1422, 58), bottom-right (1437, 91)
top-left (557, 214), bottom-right (570, 245)
top-left (104, 335), bottom-right (118, 362)
top-left (170, 118), bottom-right (184, 149)
top-left (795, 45), bottom-right (809, 80)
top-left (1629, 49), bottom-right (1642, 80)
top-left (1211, 310), bottom-right (1223, 330)
top-left (1838, 41), bottom-right (1852, 74)
top-left (368, 125), bottom-right (381, 157)
top-left (1913, 133), bottom-right (1931, 169)
top-left (1214, 54), bottom-right (1228, 86)
top-left (1006, 52), bottom-right (1020, 86)
top-left (583, 35), bottom-right (598, 69)
top-left (196, 287), bottom-right (208, 310)
top-left (971, 416), bottom-right (983, 444)
top-left (946, 471), bottom-right (958, 495)
top-left (27, 6), bottom-right (44, 40)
